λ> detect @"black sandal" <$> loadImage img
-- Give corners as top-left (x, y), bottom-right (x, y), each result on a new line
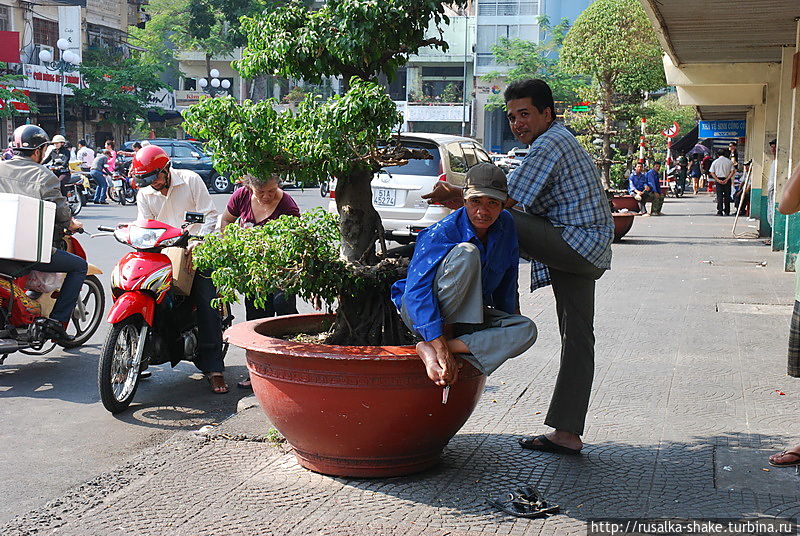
top-left (488, 486), bottom-right (560, 519)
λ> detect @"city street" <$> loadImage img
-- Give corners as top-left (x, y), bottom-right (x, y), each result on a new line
top-left (0, 185), bottom-right (329, 525)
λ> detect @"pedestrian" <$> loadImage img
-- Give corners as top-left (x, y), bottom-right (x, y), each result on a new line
top-left (645, 161), bottom-right (665, 215)
top-left (90, 149), bottom-right (111, 204)
top-left (701, 154), bottom-right (713, 193)
top-left (393, 162), bottom-right (536, 387)
top-left (628, 162), bottom-right (655, 214)
top-left (689, 154), bottom-right (702, 194)
top-left (709, 149), bottom-right (735, 215)
top-left (219, 173), bottom-right (301, 389)
top-left (131, 145), bottom-right (226, 394)
top-left (424, 78), bottom-right (613, 455)
top-left (76, 139), bottom-right (95, 172)
top-left (2, 137), bottom-right (13, 160)
top-left (767, 162), bottom-right (800, 468)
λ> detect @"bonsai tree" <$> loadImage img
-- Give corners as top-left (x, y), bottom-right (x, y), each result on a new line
top-left (185, 0), bottom-right (465, 346)
top-left (559, 0), bottom-right (666, 188)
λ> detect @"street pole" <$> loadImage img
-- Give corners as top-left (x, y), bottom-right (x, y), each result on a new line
top-left (59, 69), bottom-right (66, 137)
top-left (461, 14), bottom-right (469, 137)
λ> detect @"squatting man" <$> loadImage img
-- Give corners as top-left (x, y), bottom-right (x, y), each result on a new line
top-left (391, 162), bottom-right (537, 386)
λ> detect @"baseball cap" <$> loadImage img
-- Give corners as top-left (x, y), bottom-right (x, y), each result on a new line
top-left (463, 162), bottom-right (508, 202)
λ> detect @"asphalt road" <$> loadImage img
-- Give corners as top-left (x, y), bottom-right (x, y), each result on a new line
top-left (0, 185), bottom-right (330, 525)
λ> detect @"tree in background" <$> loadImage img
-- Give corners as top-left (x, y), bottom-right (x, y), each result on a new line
top-left (560, 0), bottom-right (666, 188)
top-left (484, 16), bottom-right (587, 111)
top-left (184, 0), bottom-right (467, 346)
top-left (0, 64), bottom-right (37, 119)
top-left (67, 50), bottom-right (168, 135)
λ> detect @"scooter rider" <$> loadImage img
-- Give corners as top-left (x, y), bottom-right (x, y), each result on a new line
top-left (41, 134), bottom-right (72, 195)
top-left (0, 125), bottom-right (87, 342)
top-left (129, 145), bottom-right (228, 394)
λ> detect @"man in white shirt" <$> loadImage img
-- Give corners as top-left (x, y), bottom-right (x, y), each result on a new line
top-left (130, 145), bottom-right (227, 394)
top-left (709, 149), bottom-right (735, 216)
top-left (76, 139), bottom-right (95, 172)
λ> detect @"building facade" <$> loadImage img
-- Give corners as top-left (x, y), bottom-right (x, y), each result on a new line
top-left (0, 0), bottom-right (146, 147)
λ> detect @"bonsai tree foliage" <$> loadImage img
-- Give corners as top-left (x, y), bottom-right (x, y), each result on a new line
top-left (186, 0), bottom-right (465, 345)
top-left (559, 0), bottom-right (666, 187)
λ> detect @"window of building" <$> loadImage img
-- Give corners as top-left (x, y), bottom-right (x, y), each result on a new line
top-left (0, 6), bottom-right (10, 32)
top-left (477, 0), bottom-right (539, 17)
top-left (421, 66), bottom-right (464, 78)
top-left (183, 78), bottom-right (197, 91)
top-left (33, 17), bottom-right (59, 51)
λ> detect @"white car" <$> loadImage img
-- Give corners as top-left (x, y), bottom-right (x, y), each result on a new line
top-left (327, 133), bottom-right (494, 244)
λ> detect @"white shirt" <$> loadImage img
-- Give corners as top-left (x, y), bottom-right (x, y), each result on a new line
top-left (709, 155), bottom-right (734, 180)
top-left (77, 146), bottom-right (95, 168)
top-left (136, 168), bottom-right (218, 236)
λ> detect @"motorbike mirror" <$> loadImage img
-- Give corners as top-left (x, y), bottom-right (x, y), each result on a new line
top-left (185, 211), bottom-right (205, 224)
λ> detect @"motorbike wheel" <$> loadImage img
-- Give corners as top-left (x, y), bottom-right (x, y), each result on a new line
top-left (107, 182), bottom-right (121, 203)
top-left (67, 187), bottom-right (82, 216)
top-left (61, 275), bottom-right (106, 349)
top-left (124, 185), bottom-right (137, 205)
top-left (98, 317), bottom-right (146, 414)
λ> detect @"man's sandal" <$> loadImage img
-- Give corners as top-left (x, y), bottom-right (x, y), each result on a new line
top-left (488, 486), bottom-right (560, 519)
top-left (768, 449), bottom-right (800, 467)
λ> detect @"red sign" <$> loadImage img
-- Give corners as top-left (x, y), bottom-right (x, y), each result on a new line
top-left (662, 121), bottom-right (680, 138)
top-left (0, 32), bottom-right (20, 63)
top-left (0, 87), bottom-right (31, 113)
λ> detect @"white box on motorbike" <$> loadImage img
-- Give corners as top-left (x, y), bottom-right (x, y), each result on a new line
top-left (0, 193), bottom-right (55, 263)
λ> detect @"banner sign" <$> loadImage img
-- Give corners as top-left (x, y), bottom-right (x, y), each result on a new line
top-left (698, 120), bottom-right (746, 138)
top-left (20, 64), bottom-right (81, 95)
top-left (0, 87), bottom-right (31, 113)
top-left (148, 89), bottom-right (176, 111)
top-left (58, 6), bottom-right (82, 64)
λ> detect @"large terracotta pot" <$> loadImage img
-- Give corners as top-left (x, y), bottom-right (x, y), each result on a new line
top-left (225, 314), bottom-right (487, 478)
top-left (612, 213), bottom-right (635, 242)
top-left (611, 195), bottom-right (640, 212)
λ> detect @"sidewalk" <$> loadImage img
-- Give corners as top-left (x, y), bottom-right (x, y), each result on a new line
top-left (5, 195), bottom-right (800, 536)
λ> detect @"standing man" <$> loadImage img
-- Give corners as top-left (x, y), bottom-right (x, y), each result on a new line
top-left (710, 149), bottom-right (735, 215)
top-left (424, 79), bottom-right (613, 455)
top-left (76, 140), bottom-right (95, 172)
top-left (129, 145), bottom-right (226, 394)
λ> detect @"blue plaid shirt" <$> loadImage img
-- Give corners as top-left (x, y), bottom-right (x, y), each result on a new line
top-left (508, 121), bottom-right (613, 290)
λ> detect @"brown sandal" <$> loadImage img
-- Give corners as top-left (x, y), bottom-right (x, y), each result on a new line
top-left (768, 449), bottom-right (800, 467)
top-left (206, 373), bottom-right (229, 394)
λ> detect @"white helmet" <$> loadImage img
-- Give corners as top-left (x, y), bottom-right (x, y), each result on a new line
top-left (51, 134), bottom-right (67, 144)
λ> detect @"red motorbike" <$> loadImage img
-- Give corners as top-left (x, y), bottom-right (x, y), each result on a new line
top-left (0, 231), bottom-right (105, 363)
top-left (96, 213), bottom-right (232, 413)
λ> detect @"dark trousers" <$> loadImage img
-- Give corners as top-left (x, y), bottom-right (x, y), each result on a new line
top-left (190, 269), bottom-right (224, 373)
top-left (244, 292), bottom-right (297, 321)
top-left (716, 182), bottom-right (732, 214)
top-left (30, 249), bottom-right (88, 323)
top-left (511, 209), bottom-right (605, 435)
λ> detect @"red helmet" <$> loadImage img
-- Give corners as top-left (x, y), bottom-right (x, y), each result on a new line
top-left (130, 145), bottom-right (170, 188)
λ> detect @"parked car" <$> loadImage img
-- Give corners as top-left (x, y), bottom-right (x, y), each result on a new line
top-left (120, 139), bottom-right (233, 194)
top-left (327, 133), bottom-right (493, 244)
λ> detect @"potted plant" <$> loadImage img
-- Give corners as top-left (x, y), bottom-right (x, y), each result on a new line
top-left (185, 0), bottom-right (484, 477)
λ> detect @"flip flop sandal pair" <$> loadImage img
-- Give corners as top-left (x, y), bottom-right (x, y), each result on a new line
top-left (488, 486), bottom-right (560, 519)
top-left (768, 450), bottom-right (800, 467)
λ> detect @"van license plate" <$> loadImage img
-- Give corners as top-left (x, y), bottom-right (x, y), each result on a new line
top-left (373, 189), bottom-right (396, 206)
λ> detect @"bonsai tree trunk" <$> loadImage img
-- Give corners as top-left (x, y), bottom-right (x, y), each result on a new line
top-left (599, 77), bottom-right (614, 190)
top-left (329, 167), bottom-right (411, 346)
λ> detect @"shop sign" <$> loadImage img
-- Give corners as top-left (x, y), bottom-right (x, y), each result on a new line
top-left (698, 120), bottom-right (746, 138)
top-left (0, 87), bottom-right (31, 113)
top-left (20, 64), bottom-right (81, 95)
top-left (148, 89), bottom-right (176, 111)
top-left (175, 90), bottom-right (205, 108)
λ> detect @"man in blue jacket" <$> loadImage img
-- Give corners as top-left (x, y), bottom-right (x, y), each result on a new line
top-left (645, 161), bottom-right (664, 215)
top-left (392, 163), bottom-right (537, 386)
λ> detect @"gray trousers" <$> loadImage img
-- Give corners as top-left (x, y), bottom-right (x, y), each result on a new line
top-left (401, 242), bottom-right (537, 376)
top-left (511, 208), bottom-right (606, 436)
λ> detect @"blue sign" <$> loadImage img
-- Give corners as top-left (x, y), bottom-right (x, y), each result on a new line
top-left (698, 120), bottom-right (746, 138)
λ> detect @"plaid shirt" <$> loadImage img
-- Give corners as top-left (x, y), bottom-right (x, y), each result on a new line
top-left (508, 121), bottom-right (613, 290)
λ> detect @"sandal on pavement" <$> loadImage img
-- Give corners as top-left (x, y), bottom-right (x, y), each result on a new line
top-left (768, 449), bottom-right (800, 467)
top-left (206, 373), bottom-right (229, 394)
top-left (518, 434), bottom-right (581, 456)
top-left (488, 486), bottom-right (560, 519)
top-left (237, 379), bottom-right (252, 390)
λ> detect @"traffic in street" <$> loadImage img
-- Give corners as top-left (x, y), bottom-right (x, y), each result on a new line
top-left (0, 186), bottom-right (328, 525)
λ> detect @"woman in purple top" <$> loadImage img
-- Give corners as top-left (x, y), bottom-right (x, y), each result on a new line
top-left (221, 173), bottom-right (301, 388)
